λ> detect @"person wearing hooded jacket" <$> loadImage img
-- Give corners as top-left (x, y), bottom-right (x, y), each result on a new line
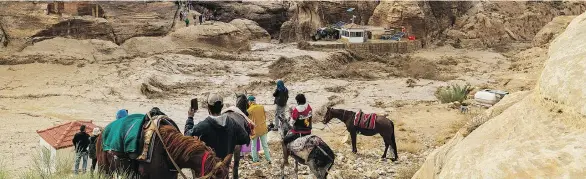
top-left (184, 93), bottom-right (250, 159)
top-left (283, 94), bottom-right (312, 144)
top-left (271, 79), bottom-right (289, 131)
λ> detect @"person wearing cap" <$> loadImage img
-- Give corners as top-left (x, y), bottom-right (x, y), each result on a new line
top-left (271, 79), bottom-right (289, 131)
top-left (283, 94), bottom-right (313, 145)
top-left (88, 127), bottom-right (101, 175)
top-left (246, 95), bottom-right (271, 163)
top-left (184, 93), bottom-right (251, 159)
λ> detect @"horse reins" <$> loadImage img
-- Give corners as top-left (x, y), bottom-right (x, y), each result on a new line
top-left (319, 110), bottom-right (349, 136)
top-left (148, 113), bottom-right (189, 179)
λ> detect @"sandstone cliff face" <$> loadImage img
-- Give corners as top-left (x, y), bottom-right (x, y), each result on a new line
top-left (194, 1), bottom-right (288, 38)
top-left (0, 1), bottom-right (176, 53)
top-left (413, 12), bottom-right (586, 179)
top-left (446, 1), bottom-right (585, 48)
top-left (369, 1), bottom-right (585, 48)
top-left (532, 16), bottom-right (576, 47)
top-left (279, 1), bottom-right (379, 43)
top-left (229, 18), bottom-right (271, 42)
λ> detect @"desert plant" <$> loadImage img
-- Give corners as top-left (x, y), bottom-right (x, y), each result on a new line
top-left (19, 148), bottom-right (123, 179)
top-left (436, 84), bottom-right (472, 103)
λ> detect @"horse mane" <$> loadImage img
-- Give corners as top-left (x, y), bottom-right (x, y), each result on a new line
top-left (157, 125), bottom-right (219, 170)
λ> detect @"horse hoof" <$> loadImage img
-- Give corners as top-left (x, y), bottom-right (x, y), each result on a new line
top-left (380, 158), bottom-right (387, 162)
top-left (391, 158), bottom-right (398, 162)
top-left (352, 151), bottom-right (357, 154)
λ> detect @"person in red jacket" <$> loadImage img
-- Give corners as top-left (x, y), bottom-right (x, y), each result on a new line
top-left (283, 94), bottom-right (312, 144)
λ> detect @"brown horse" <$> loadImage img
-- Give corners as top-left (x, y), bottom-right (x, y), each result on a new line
top-left (96, 119), bottom-right (231, 178)
top-left (323, 107), bottom-right (398, 161)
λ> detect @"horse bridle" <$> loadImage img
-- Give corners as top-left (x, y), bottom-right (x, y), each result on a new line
top-left (148, 112), bottom-right (189, 179)
top-left (320, 109), bottom-right (348, 136)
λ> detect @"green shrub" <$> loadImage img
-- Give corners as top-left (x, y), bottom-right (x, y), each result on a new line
top-left (436, 84), bottom-right (471, 103)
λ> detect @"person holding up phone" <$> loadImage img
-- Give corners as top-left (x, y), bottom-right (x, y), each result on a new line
top-left (184, 98), bottom-right (198, 135)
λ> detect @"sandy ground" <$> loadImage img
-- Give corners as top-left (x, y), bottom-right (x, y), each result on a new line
top-left (0, 41), bottom-right (541, 178)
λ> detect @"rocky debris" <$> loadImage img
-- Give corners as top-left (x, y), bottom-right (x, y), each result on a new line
top-left (414, 12), bottom-right (586, 179)
top-left (229, 19), bottom-right (271, 42)
top-left (532, 16), bottom-right (576, 47)
top-left (279, 1), bottom-right (379, 43)
top-left (194, 1), bottom-right (288, 38)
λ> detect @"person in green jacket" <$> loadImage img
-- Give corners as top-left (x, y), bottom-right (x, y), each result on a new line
top-left (185, 17), bottom-right (190, 27)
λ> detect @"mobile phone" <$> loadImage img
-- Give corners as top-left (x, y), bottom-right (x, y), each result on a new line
top-left (190, 98), bottom-right (198, 111)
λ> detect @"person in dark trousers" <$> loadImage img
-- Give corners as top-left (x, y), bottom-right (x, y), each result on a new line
top-left (72, 125), bottom-right (90, 174)
top-left (283, 94), bottom-right (313, 145)
top-left (184, 93), bottom-right (251, 159)
top-left (271, 79), bottom-right (289, 131)
top-left (88, 127), bottom-right (100, 175)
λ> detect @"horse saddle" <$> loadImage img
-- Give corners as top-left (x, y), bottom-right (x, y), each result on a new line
top-left (354, 110), bottom-right (376, 130)
top-left (288, 135), bottom-right (324, 164)
top-left (136, 115), bottom-right (180, 163)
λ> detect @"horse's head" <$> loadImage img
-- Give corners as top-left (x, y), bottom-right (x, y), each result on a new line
top-left (234, 91), bottom-right (249, 112)
top-left (323, 107), bottom-right (334, 124)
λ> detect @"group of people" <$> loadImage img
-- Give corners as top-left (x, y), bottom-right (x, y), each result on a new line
top-left (71, 79), bottom-right (314, 176)
top-left (180, 6), bottom-right (217, 27)
top-left (72, 110), bottom-right (129, 174)
top-left (184, 79), bottom-right (313, 164)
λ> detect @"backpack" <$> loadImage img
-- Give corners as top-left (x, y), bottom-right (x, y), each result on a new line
top-left (88, 136), bottom-right (97, 159)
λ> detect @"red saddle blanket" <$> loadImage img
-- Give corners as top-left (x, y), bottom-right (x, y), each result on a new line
top-left (354, 111), bottom-right (376, 130)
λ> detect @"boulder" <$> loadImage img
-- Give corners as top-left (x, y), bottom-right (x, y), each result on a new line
top-left (532, 16), bottom-right (576, 47)
top-left (539, 13), bottom-right (586, 116)
top-left (168, 22), bottom-right (250, 52)
top-left (229, 19), bottom-right (271, 42)
top-left (414, 12), bottom-right (586, 179)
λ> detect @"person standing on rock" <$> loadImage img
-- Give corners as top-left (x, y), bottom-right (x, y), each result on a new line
top-left (72, 125), bottom-right (90, 174)
top-left (271, 79), bottom-right (289, 131)
top-left (246, 95), bottom-right (272, 163)
top-left (184, 93), bottom-right (251, 160)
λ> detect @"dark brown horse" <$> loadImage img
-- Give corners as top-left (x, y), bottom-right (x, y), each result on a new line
top-left (323, 107), bottom-right (398, 161)
top-left (96, 117), bottom-right (231, 179)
